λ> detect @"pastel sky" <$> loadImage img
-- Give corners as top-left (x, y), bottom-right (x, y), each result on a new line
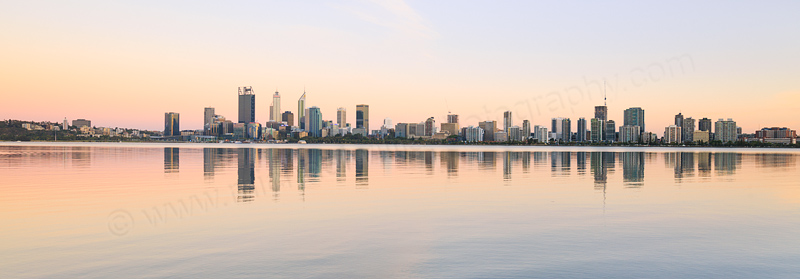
top-left (2, 0), bottom-right (799, 134)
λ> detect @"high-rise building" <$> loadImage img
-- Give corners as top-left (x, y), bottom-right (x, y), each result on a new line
top-left (591, 118), bottom-right (605, 142)
top-left (282, 111), bottom-right (294, 127)
top-left (698, 118), bottom-right (713, 132)
top-left (674, 113), bottom-right (684, 127)
top-left (395, 123), bottom-right (409, 138)
top-left (425, 117), bottom-right (436, 136)
top-left (595, 106), bottom-right (608, 121)
top-left (551, 117), bottom-right (571, 141)
top-left (447, 114), bottom-right (459, 124)
top-left (164, 112), bottom-right (180, 137)
top-left (464, 126), bottom-right (484, 142)
top-left (503, 111), bottom-right (513, 133)
top-left (715, 118), bottom-right (737, 143)
top-left (271, 91), bottom-right (281, 122)
top-left (682, 117), bottom-right (695, 142)
top-left (238, 86), bottom-right (255, 123)
top-left (577, 118), bottom-right (588, 142)
top-left (308, 107), bottom-right (322, 137)
top-left (522, 120), bottom-right (531, 141)
top-left (356, 104), bottom-right (369, 130)
top-left (62, 117), bottom-right (68, 130)
top-left (605, 120), bottom-right (616, 142)
top-left (337, 107), bottom-right (346, 128)
top-left (508, 126), bottom-right (521, 141)
top-left (298, 91), bottom-right (306, 130)
top-left (535, 126), bottom-right (548, 143)
top-left (623, 107), bottom-right (645, 133)
top-left (479, 121), bottom-right (497, 141)
top-left (204, 107), bottom-right (215, 131)
top-left (619, 125), bottom-right (641, 143)
top-left (664, 125), bottom-right (682, 143)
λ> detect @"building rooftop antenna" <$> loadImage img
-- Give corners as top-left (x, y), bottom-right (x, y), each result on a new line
top-left (604, 80), bottom-right (607, 106)
top-left (445, 98), bottom-right (451, 114)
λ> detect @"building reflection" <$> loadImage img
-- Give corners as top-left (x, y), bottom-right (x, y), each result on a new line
top-left (441, 151), bottom-right (459, 177)
top-left (336, 149), bottom-right (348, 182)
top-left (355, 149), bottom-right (368, 187)
top-left (621, 152), bottom-right (644, 187)
top-left (591, 152), bottom-right (615, 190)
top-left (268, 149), bottom-right (281, 193)
top-left (551, 152), bottom-right (571, 176)
top-left (576, 152), bottom-right (587, 175)
top-left (714, 153), bottom-right (741, 176)
top-left (237, 148), bottom-right (255, 202)
top-left (698, 152), bottom-right (712, 178)
top-left (308, 149), bottom-right (322, 182)
top-left (164, 147), bottom-right (179, 173)
top-left (297, 149), bottom-right (306, 191)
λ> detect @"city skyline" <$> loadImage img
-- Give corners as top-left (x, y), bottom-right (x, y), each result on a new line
top-left (2, 1), bottom-right (799, 132)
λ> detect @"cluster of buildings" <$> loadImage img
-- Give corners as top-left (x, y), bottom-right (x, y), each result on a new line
top-left (160, 87), bottom-right (797, 145)
top-left (14, 118), bottom-right (150, 139)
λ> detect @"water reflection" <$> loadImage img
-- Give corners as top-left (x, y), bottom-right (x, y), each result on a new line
top-left (163, 148), bottom-right (798, 199)
top-left (164, 147), bottom-right (179, 173)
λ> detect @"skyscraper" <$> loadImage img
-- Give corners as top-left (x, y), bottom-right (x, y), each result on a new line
top-left (623, 107), bottom-right (645, 133)
top-left (682, 117), bottom-right (695, 142)
top-left (503, 111), bottom-right (512, 133)
top-left (204, 107), bottom-right (215, 132)
top-left (715, 118), bottom-right (737, 143)
top-left (356, 104), bottom-right (369, 130)
top-left (594, 106), bottom-right (608, 121)
top-left (522, 120), bottom-right (531, 140)
top-left (337, 107), bottom-right (346, 127)
top-left (271, 91), bottom-right (281, 122)
top-left (605, 120), bottom-right (617, 142)
top-left (164, 112), bottom-right (180, 137)
top-left (298, 91), bottom-right (306, 130)
top-left (591, 118), bottom-right (605, 142)
top-left (675, 113), bottom-right (684, 127)
top-left (551, 117), bottom-right (571, 141)
top-left (308, 107), bottom-right (322, 137)
top-left (238, 86), bottom-right (255, 123)
top-left (698, 118), bottom-right (712, 132)
top-left (425, 117), bottom-right (435, 136)
top-left (577, 118), bottom-right (587, 142)
top-left (479, 121), bottom-right (496, 141)
top-left (282, 111), bottom-right (294, 127)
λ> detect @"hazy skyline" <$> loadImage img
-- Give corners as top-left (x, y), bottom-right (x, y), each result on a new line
top-left (2, 1), bottom-right (799, 133)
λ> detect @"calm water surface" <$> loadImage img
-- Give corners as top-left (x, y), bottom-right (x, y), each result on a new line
top-left (1, 143), bottom-right (799, 278)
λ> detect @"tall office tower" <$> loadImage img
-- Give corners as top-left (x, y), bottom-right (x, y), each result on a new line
top-left (164, 112), bottom-right (180, 136)
top-left (479, 121), bottom-right (497, 141)
top-left (623, 107), bottom-right (645, 133)
top-left (337, 107), bottom-right (346, 127)
top-left (282, 111), bottom-right (294, 127)
top-left (395, 123), bottom-right (409, 138)
top-left (447, 114), bottom-right (459, 124)
top-left (522, 120), bottom-right (531, 140)
top-left (238, 86), bottom-right (255, 123)
top-left (464, 126), bottom-right (485, 142)
top-left (356, 104), bottom-right (369, 130)
top-left (271, 91), bottom-right (281, 122)
top-left (425, 117), bottom-right (436, 136)
top-left (698, 118), bottom-right (712, 132)
top-left (383, 118), bottom-right (392, 128)
top-left (298, 91), bottom-right (306, 130)
top-left (605, 120), bottom-right (617, 142)
top-left (503, 111), bottom-right (513, 133)
top-left (682, 117), bottom-right (695, 142)
top-left (62, 117), bottom-right (68, 130)
top-left (665, 125), bottom-right (682, 143)
top-left (551, 117), bottom-right (571, 141)
top-left (594, 106), bottom-right (608, 121)
top-left (204, 107), bottom-right (215, 132)
top-left (308, 107), bottom-right (323, 137)
top-left (715, 118), bottom-right (737, 143)
top-left (535, 126), bottom-right (549, 143)
top-left (674, 113), bottom-right (684, 127)
top-left (577, 118), bottom-right (588, 142)
top-left (591, 118), bottom-right (605, 142)
top-left (561, 118), bottom-right (572, 141)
